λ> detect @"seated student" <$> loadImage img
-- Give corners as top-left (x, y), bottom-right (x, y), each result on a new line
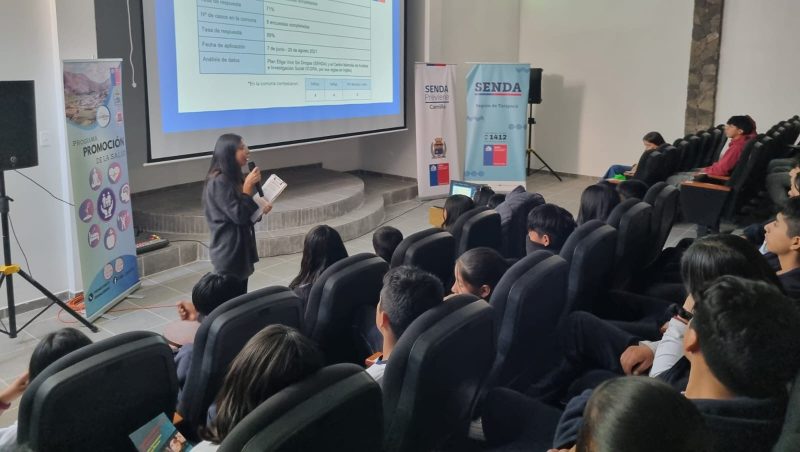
top-left (176, 272), bottom-right (246, 323)
top-left (451, 247), bottom-right (508, 299)
top-left (487, 276), bottom-right (800, 451)
top-left (667, 115), bottom-right (757, 185)
top-left (616, 179), bottom-right (648, 201)
top-left (547, 378), bottom-right (710, 452)
top-left (526, 203), bottom-right (577, 255)
top-left (764, 196), bottom-right (800, 298)
top-left (0, 328), bottom-right (92, 449)
top-left (288, 225), bottom-right (348, 309)
top-left (576, 183), bottom-right (620, 225)
top-left (527, 234), bottom-right (782, 405)
top-left (441, 194), bottom-right (475, 232)
top-left (194, 325), bottom-right (324, 451)
top-left (367, 266), bottom-right (444, 385)
top-left (372, 226), bottom-right (403, 262)
top-left (602, 131), bottom-right (665, 179)
top-left (765, 157), bottom-right (800, 209)
top-left (551, 276), bottom-right (800, 451)
top-left (174, 273), bottom-right (250, 393)
top-left (487, 193), bottom-right (506, 209)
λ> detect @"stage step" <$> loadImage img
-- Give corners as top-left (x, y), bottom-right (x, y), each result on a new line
top-left (133, 170), bottom-right (417, 278)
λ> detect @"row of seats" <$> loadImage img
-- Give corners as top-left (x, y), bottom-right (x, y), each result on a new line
top-left (682, 116), bottom-right (800, 231)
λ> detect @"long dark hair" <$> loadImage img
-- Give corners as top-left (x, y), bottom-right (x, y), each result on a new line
top-left (577, 183), bottom-right (620, 225)
top-left (201, 325), bottom-right (324, 444)
top-left (680, 234), bottom-right (783, 298)
top-left (642, 131), bottom-right (666, 147)
top-left (442, 195), bottom-right (475, 230)
top-left (206, 133), bottom-right (244, 186)
top-left (289, 225), bottom-right (348, 289)
top-left (577, 377), bottom-right (710, 452)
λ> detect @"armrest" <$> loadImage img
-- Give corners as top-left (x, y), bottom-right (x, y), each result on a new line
top-left (623, 171), bottom-right (635, 177)
top-left (365, 351), bottom-right (382, 368)
top-left (705, 174), bottom-right (730, 182)
top-left (681, 181), bottom-right (732, 192)
top-left (173, 412), bottom-right (184, 425)
top-left (605, 178), bottom-right (622, 185)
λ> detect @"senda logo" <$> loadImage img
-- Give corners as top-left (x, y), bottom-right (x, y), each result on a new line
top-left (474, 82), bottom-right (522, 96)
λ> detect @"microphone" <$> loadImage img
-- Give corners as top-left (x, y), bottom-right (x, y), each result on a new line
top-left (247, 161), bottom-right (265, 197)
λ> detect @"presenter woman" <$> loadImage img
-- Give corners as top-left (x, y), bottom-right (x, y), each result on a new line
top-left (203, 133), bottom-right (271, 294)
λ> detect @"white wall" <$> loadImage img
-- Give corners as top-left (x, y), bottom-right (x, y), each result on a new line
top-left (0, 0), bottom-right (75, 304)
top-left (518, 0), bottom-right (693, 176)
top-left (715, 0), bottom-right (800, 129)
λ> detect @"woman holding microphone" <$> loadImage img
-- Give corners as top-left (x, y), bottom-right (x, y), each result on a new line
top-left (203, 133), bottom-right (271, 295)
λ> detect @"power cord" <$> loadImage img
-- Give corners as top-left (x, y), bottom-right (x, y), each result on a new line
top-left (8, 213), bottom-right (32, 277)
top-left (13, 170), bottom-right (75, 207)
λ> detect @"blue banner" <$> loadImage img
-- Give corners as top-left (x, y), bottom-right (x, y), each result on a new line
top-left (63, 59), bottom-right (140, 320)
top-left (464, 64), bottom-right (530, 189)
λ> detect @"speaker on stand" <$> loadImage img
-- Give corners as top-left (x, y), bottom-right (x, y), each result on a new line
top-left (0, 80), bottom-right (97, 338)
top-left (526, 68), bottom-right (561, 181)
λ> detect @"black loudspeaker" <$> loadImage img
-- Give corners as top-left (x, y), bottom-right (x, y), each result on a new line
top-left (0, 81), bottom-right (38, 171)
top-left (528, 68), bottom-right (543, 104)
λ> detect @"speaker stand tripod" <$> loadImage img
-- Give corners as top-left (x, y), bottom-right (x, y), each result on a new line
top-left (526, 103), bottom-right (561, 182)
top-left (0, 171), bottom-right (98, 338)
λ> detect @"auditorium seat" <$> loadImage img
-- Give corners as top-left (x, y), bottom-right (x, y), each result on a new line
top-left (382, 294), bottom-right (495, 452)
top-left (680, 137), bottom-right (763, 233)
top-left (606, 199), bottom-right (652, 289)
top-left (772, 370), bottom-right (800, 451)
top-left (451, 207), bottom-right (502, 257)
top-left (486, 251), bottom-right (569, 390)
top-left (218, 364), bottom-right (383, 452)
top-left (17, 331), bottom-right (177, 452)
top-left (631, 150), bottom-right (667, 186)
top-left (180, 287), bottom-right (304, 436)
top-left (495, 186), bottom-right (545, 259)
top-left (643, 182), bottom-right (679, 265)
top-left (305, 253), bottom-right (388, 365)
top-left (559, 220), bottom-right (617, 313)
top-left (390, 228), bottom-right (455, 288)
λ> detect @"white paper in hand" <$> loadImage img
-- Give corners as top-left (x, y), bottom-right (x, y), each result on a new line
top-left (250, 174), bottom-right (287, 223)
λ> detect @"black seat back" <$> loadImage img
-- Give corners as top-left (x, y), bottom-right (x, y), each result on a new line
top-left (607, 200), bottom-right (652, 289)
top-left (644, 183), bottom-right (679, 264)
top-left (772, 370), bottom-right (800, 451)
top-left (453, 209), bottom-right (502, 257)
top-left (632, 150), bottom-right (666, 185)
top-left (181, 287), bottom-right (304, 434)
top-left (687, 135), bottom-right (703, 169)
top-left (559, 220), bottom-right (617, 313)
top-left (305, 253), bottom-right (389, 364)
top-left (219, 364), bottom-right (383, 452)
top-left (382, 295), bottom-right (495, 452)
top-left (391, 228), bottom-right (455, 288)
top-left (487, 251), bottom-right (569, 390)
top-left (18, 332), bottom-right (177, 452)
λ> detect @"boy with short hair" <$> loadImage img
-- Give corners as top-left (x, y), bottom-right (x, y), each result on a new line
top-left (367, 266), bottom-right (444, 385)
top-left (527, 203), bottom-right (577, 255)
top-left (764, 196), bottom-right (800, 298)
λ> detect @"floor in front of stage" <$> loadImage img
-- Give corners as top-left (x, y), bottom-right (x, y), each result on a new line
top-left (0, 171), bottom-right (699, 427)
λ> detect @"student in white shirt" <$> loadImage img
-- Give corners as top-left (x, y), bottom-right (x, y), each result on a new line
top-left (366, 266), bottom-right (443, 386)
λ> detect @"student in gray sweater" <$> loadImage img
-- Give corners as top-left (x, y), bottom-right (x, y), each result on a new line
top-left (203, 134), bottom-right (271, 293)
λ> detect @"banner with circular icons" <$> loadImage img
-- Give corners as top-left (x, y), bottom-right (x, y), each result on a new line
top-left (64, 59), bottom-right (140, 320)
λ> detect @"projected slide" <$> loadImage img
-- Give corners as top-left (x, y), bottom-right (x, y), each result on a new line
top-left (177, 0), bottom-right (391, 113)
top-left (143, 0), bottom-right (404, 161)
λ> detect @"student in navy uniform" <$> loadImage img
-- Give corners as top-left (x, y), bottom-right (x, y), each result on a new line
top-left (763, 196), bottom-right (800, 299)
top-left (526, 203), bottom-right (577, 255)
top-left (366, 266), bottom-right (443, 386)
top-left (203, 134), bottom-right (272, 294)
top-left (288, 225), bottom-right (348, 311)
